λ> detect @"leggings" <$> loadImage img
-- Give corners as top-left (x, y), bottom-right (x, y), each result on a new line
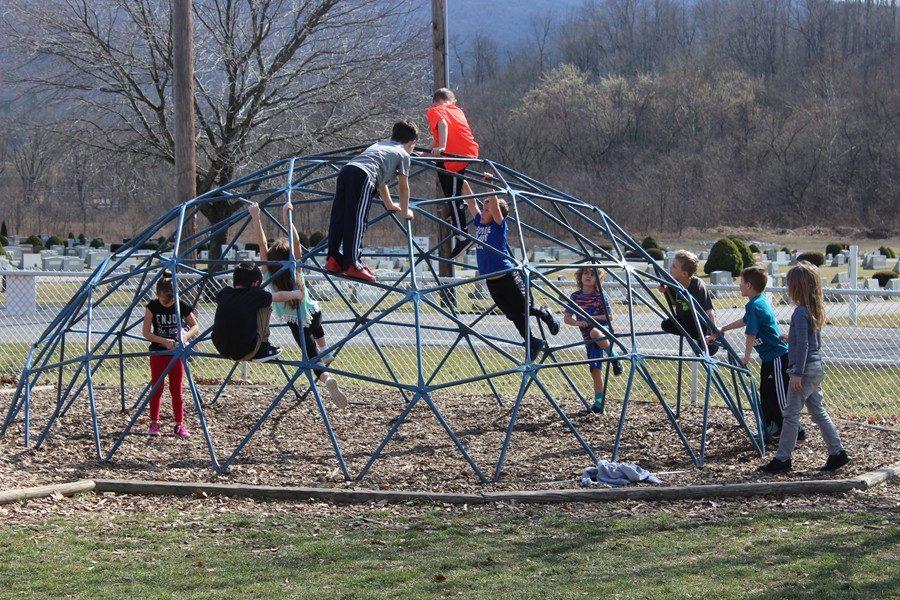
top-left (287, 321), bottom-right (325, 378)
top-left (148, 355), bottom-right (185, 422)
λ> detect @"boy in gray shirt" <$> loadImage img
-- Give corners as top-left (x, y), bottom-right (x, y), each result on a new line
top-left (326, 120), bottom-right (417, 283)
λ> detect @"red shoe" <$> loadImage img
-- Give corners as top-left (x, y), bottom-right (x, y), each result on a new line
top-left (324, 256), bottom-right (342, 273)
top-left (344, 264), bottom-right (377, 283)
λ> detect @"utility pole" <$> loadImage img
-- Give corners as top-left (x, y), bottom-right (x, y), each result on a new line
top-left (173, 0), bottom-right (196, 252)
top-left (432, 0), bottom-right (453, 285)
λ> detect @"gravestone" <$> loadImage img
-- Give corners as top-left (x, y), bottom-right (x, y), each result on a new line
top-left (831, 254), bottom-right (846, 266)
top-left (22, 254), bottom-right (42, 270)
top-left (50, 245), bottom-right (64, 254)
top-left (663, 251), bottom-right (677, 271)
top-left (709, 271), bottom-right (733, 285)
top-left (767, 262), bottom-right (779, 276)
top-left (42, 256), bottom-right (63, 271)
top-left (893, 259), bottom-right (900, 274)
top-left (234, 250), bottom-right (254, 262)
top-left (870, 255), bottom-right (887, 270)
top-left (76, 246), bottom-right (89, 260)
top-left (62, 256), bottom-right (83, 272)
top-left (4, 246), bottom-right (23, 267)
top-left (39, 249), bottom-right (58, 259)
top-left (830, 272), bottom-right (849, 285)
top-left (64, 247), bottom-right (79, 257)
top-left (777, 251), bottom-right (789, 263)
top-left (699, 251), bottom-right (709, 261)
top-left (886, 279), bottom-right (900, 291)
top-left (9, 235), bottom-right (21, 245)
top-left (825, 253), bottom-right (832, 262)
top-left (87, 250), bottom-right (111, 270)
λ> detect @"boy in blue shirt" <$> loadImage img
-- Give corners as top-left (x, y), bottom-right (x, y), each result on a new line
top-left (465, 172), bottom-right (559, 359)
top-left (714, 267), bottom-right (803, 441)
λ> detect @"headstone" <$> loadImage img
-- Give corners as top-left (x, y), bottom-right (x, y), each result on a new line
top-left (39, 249), bottom-right (58, 259)
top-left (9, 235), bottom-right (21, 245)
top-left (4, 246), bottom-right (23, 267)
top-left (64, 247), bottom-right (79, 257)
top-left (886, 279), bottom-right (900, 291)
top-left (870, 255), bottom-right (887, 270)
top-left (767, 262), bottom-right (779, 276)
top-left (234, 250), bottom-right (254, 262)
top-left (776, 251), bottom-right (789, 263)
top-left (893, 258), bottom-right (900, 274)
top-left (831, 254), bottom-right (846, 267)
top-left (62, 256), bottom-right (83, 272)
top-left (42, 256), bottom-right (63, 271)
top-left (22, 254), bottom-right (42, 270)
top-left (75, 246), bottom-right (89, 260)
top-left (699, 251), bottom-right (709, 261)
top-left (663, 251), bottom-right (677, 271)
top-left (199, 250), bottom-right (209, 260)
top-left (830, 272), bottom-right (849, 285)
top-left (87, 250), bottom-right (111, 269)
top-left (66, 238), bottom-right (75, 248)
top-left (825, 253), bottom-right (832, 262)
top-left (709, 271), bottom-right (733, 285)
top-left (4, 273), bottom-right (37, 315)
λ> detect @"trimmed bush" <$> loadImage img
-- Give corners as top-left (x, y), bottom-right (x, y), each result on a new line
top-left (26, 235), bottom-right (45, 251)
top-left (749, 243), bottom-right (760, 254)
top-left (781, 246), bottom-right (790, 253)
top-left (825, 243), bottom-right (848, 256)
top-left (878, 246), bottom-right (896, 259)
top-left (704, 238), bottom-right (744, 276)
top-left (873, 270), bottom-right (898, 287)
top-left (244, 243), bottom-right (260, 253)
top-left (46, 235), bottom-right (65, 247)
top-left (90, 238), bottom-right (104, 249)
top-left (298, 232), bottom-right (311, 248)
top-left (796, 251), bottom-right (825, 267)
top-left (641, 236), bottom-right (660, 250)
top-left (0, 235), bottom-right (7, 247)
top-left (598, 243), bottom-right (613, 252)
top-left (729, 237), bottom-right (754, 268)
top-left (0, 221), bottom-right (7, 238)
top-left (77, 233), bottom-right (87, 245)
top-left (309, 231), bottom-right (325, 247)
top-left (141, 242), bottom-right (159, 251)
top-left (625, 247), bottom-right (664, 260)
top-left (110, 244), bottom-right (123, 253)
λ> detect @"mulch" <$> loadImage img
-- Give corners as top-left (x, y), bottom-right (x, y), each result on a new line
top-left (1, 384), bottom-right (897, 496)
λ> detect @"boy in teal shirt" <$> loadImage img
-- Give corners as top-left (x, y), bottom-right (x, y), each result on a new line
top-left (713, 267), bottom-right (803, 441)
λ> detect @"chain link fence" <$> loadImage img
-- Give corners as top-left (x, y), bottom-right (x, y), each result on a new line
top-left (1, 269), bottom-right (898, 427)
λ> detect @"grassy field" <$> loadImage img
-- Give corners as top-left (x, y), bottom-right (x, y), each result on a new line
top-left (0, 504), bottom-right (895, 599)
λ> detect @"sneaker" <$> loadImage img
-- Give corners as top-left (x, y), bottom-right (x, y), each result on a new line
top-left (324, 377), bottom-right (347, 409)
top-left (148, 421), bottom-right (162, 436)
top-left (318, 351), bottom-right (335, 366)
top-left (174, 423), bottom-right (190, 438)
top-left (819, 450), bottom-right (850, 472)
top-left (529, 339), bottom-right (546, 359)
top-left (251, 343), bottom-right (281, 362)
top-left (449, 235), bottom-right (471, 259)
top-left (591, 393), bottom-right (605, 414)
top-left (544, 312), bottom-right (561, 336)
top-left (764, 421), bottom-right (781, 442)
top-left (344, 264), bottom-right (377, 283)
top-left (611, 350), bottom-right (624, 376)
top-left (324, 256), bottom-right (343, 274)
top-left (759, 457), bottom-right (791, 474)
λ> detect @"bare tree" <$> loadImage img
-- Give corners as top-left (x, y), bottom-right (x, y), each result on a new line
top-left (3, 0), bottom-right (425, 258)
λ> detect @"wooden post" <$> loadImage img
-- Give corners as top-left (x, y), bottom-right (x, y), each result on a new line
top-left (432, 0), bottom-right (454, 287)
top-left (173, 0), bottom-right (196, 252)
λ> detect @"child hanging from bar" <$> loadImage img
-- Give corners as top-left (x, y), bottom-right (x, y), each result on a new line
top-left (564, 266), bottom-right (613, 413)
top-left (250, 201), bottom-right (347, 408)
top-left (465, 171), bottom-right (560, 358)
top-left (142, 276), bottom-right (200, 438)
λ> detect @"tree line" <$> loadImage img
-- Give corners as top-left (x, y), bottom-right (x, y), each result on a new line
top-left (455, 0), bottom-right (898, 236)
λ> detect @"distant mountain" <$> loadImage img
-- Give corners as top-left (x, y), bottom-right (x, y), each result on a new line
top-left (445, 0), bottom-right (581, 48)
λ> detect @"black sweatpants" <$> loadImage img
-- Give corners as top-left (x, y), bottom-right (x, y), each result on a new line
top-left (661, 316), bottom-right (718, 354)
top-left (760, 354), bottom-right (790, 429)
top-left (486, 272), bottom-right (551, 346)
top-left (437, 164), bottom-right (469, 237)
top-left (328, 165), bottom-right (376, 270)
top-left (287, 319), bottom-right (324, 378)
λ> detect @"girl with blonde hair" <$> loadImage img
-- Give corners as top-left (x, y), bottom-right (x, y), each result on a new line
top-left (760, 261), bottom-right (848, 474)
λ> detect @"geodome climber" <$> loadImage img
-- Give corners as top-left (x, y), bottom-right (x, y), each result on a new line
top-left (2, 146), bottom-right (764, 482)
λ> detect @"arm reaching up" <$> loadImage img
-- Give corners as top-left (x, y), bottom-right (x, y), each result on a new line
top-left (249, 202), bottom-right (268, 263)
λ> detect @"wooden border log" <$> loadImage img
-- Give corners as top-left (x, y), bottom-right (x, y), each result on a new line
top-left (0, 480), bottom-right (95, 505)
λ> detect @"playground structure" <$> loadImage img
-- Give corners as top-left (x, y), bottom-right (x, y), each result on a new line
top-left (1, 146), bottom-right (765, 483)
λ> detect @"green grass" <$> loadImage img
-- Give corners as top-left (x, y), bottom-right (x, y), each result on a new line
top-left (0, 505), bottom-right (896, 598)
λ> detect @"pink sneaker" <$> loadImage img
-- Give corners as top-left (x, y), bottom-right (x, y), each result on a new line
top-left (148, 421), bottom-right (162, 436)
top-left (174, 424), bottom-right (190, 438)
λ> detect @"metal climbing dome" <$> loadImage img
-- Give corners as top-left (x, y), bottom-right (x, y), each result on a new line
top-left (2, 146), bottom-right (764, 482)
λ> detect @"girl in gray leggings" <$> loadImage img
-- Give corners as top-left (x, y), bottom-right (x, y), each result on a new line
top-left (760, 262), bottom-right (849, 474)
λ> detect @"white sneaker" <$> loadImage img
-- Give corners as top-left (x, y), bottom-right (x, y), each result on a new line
top-left (318, 351), bottom-right (335, 366)
top-left (324, 377), bottom-right (347, 408)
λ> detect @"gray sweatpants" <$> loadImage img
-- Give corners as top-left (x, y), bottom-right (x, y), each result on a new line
top-left (776, 363), bottom-right (843, 461)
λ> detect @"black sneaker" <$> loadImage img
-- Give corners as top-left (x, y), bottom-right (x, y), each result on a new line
top-left (819, 450), bottom-right (850, 472)
top-left (449, 235), bottom-right (471, 259)
top-left (759, 457), bottom-right (791, 474)
top-left (544, 312), bottom-right (560, 336)
top-left (610, 350), bottom-right (624, 376)
top-left (251, 343), bottom-right (281, 363)
top-left (529, 339), bottom-right (546, 359)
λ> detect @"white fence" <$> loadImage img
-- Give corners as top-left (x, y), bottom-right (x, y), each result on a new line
top-left (1, 270), bottom-right (898, 426)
